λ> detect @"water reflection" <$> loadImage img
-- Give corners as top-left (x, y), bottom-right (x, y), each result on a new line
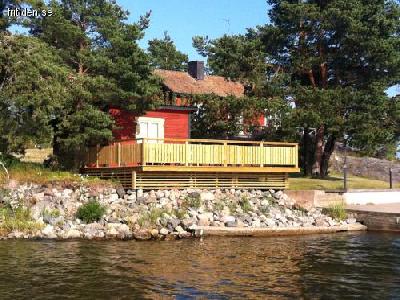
top-left (0, 233), bottom-right (399, 299)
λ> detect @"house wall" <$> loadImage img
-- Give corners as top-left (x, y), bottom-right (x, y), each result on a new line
top-left (109, 107), bottom-right (190, 141)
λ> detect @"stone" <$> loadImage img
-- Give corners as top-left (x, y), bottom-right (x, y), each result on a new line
top-left (222, 216), bottom-right (236, 223)
top-left (225, 221), bottom-right (237, 227)
top-left (150, 229), bottom-right (159, 238)
top-left (197, 214), bottom-right (210, 226)
top-left (200, 192), bottom-right (214, 201)
top-left (175, 225), bottom-right (185, 233)
top-left (67, 229), bottom-right (81, 239)
top-left (252, 219), bottom-right (261, 228)
top-left (109, 193), bottom-right (119, 202)
top-left (168, 218), bottom-right (180, 229)
top-left (133, 230), bottom-right (151, 240)
top-left (42, 224), bottom-right (54, 236)
top-left (160, 228), bottom-right (169, 235)
top-left (182, 218), bottom-right (195, 228)
top-left (346, 218), bottom-right (357, 225)
top-left (116, 188), bottom-right (125, 199)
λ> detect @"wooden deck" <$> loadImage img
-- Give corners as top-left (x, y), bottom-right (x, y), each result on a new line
top-left (81, 138), bottom-right (299, 189)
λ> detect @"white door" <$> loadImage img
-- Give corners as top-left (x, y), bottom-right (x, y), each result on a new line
top-left (136, 117), bottom-right (164, 142)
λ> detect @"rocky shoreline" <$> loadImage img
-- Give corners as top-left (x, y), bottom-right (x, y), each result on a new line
top-left (0, 181), bottom-right (359, 241)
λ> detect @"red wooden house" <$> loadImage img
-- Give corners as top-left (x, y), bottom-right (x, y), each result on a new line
top-left (109, 61), bottom-right (266, 143)
top-left (82, 61), bottom-right (299, 190)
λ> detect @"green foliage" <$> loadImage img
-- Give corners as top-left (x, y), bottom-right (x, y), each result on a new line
top-left (194, 0), bottom-right (400, 176)
top-left (213, 201), bottom-right (225, 212)
top-left (76, 200), bottom-right (106, 223)
top-left (181, 194), bottom-right (201, 209)
top-left (149, 31), bottom-right (188, 71)
top-left (138, 207), bottom-right (169, 227)
top-left (41, 208), bottom-right (61, 219)
top-left (239, 197), bottom-right (252, 213)
top-left (322, 204), bottom-right (347, 221)
top-left (1, 1), bottom-right (160, 169)
top-left (0, 207), bottom-right (43, 234)
top-left (0, 35), bottom-right (70, 154)
top-left (193, 31), bottom-right (267, 86)
top-left (227, 201), bottom-right (237, 215)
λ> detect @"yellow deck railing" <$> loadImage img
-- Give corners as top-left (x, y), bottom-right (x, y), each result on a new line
top-left (85, 138), bottom-right (298, 169)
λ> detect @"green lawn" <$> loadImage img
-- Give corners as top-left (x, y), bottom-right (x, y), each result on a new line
top-left (289, 172), bottom-right (399, 190)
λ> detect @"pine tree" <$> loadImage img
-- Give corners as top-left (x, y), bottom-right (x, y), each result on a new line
top-left (148, 31), bottom-right (188, 71)
top-left (24, 0), bottom-right (160, 168)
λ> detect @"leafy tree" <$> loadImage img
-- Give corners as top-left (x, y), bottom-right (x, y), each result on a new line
top-left (148, 31), bottom-right (188, 71)
top-left (193, 31), bottom-right (268, 91)
top-left (260, 0), bottom-right (400, 176)
top-left (23, 0), bottom-right (160, 168)
top-left (0, 35), bottom-right (70, 154)
top-left (195, 0), bottom-right (400, 176)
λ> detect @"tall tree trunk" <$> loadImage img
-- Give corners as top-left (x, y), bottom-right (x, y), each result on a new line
top-left (320, 135), bottom-right (336, 178)
top-left (303, 127), bottom-right (313, 176)
top-left (312, 124), bottom-right (324, 176)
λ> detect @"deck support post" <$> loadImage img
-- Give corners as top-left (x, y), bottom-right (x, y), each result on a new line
top-left (132, 171), bottom-right (137, 190)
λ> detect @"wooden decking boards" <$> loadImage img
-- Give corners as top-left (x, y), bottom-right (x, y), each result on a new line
top-left (81, 138), bottom-right (300, 189)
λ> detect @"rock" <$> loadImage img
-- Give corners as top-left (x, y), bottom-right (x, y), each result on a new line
top-left (168, 218), bottom-right (180, 229)
top-left (197, 214), bottom-right (210, 226)
top-left (109, 193), bottom-right (119, 202)
top-left (116, 188), bottom-right (125, 199)
top-left (346, 218), bottom-right (357, 225)
top-left (67, 229), bottom-right (81, 239)
top-left (252, 219), bottom-right (261, 228)
top-left (182, 218), bottom-right (195, 228)
top-left (133, 230), bottom-right (151, 240)
top-left (42, 224), bottom-right (54, 235)
top-left (222, 215), bottom-right (236, 223)
top-left (236, 219), bottom-right (246, 227)
top-left (200, 192), bottom-right (214, 201)
top-left (175, 225), bottom-right (185, 233)
top-left (225, 221), bottom-right (237, 227)
top-left (117, 224), bottom-right (131, 238)
top-left (160, 228), bottom-right (169, 235)
top-left (150, 229), bottom-right (159, 238)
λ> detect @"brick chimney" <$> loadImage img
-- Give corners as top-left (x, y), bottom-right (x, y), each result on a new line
top-left (188, 61), bottom-right (205, 80)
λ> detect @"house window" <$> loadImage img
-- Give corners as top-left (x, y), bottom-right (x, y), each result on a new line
top-left (136, 117), bottom-right (165, 142)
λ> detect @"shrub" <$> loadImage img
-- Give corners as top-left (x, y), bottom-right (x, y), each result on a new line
top-left (239, 197), bottom-right (252, 213)
top-left (0, 207), bottom-right (43, 234)
top-left (322, 203), bottom-right (347, 221)
top-left (76, 200), bottom-right (106, 223)
top-left (213, 201), bottom-right (225, 212)
top-left (137, 208), bottom-right (170, 227)
top-left (181, 195), bottom-right (201, 209)
top-left (42, 208), bottom-right (60, 219)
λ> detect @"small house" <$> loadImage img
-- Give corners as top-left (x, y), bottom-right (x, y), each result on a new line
top-left (82, 61), bottom-right (299, 190)
top-left (109, 61), bottom-right (266, 142)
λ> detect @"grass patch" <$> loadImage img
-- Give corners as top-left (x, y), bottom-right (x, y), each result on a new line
top-left (0, 207), bottom-right (43, 235)
top-left (322, 203), bottom-right (347, 221)
top-left (289, 172), bottom-right (400, 190)
top-left (76, 200), bottom-right (106, 223)
top-left (0, 157), bottom-right (112, 186)
top-left (42, 208), bottom-right (61, 219)
top-left (138, 208), bottom-right (169, 227)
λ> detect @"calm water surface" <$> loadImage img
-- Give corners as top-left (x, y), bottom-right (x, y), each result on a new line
top-left (0, 232), bottom-right (399, 299)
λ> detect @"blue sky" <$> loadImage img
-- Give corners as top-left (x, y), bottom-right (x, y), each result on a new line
top-left (117, 0), bottom-right (269, 60)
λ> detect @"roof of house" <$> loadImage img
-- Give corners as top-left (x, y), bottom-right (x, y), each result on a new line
top-left (154, 69), bottom-right (244, 98)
